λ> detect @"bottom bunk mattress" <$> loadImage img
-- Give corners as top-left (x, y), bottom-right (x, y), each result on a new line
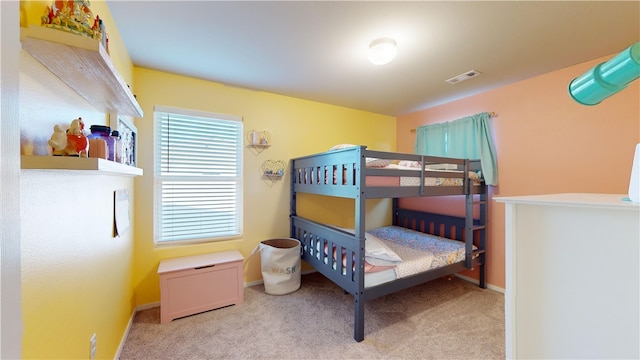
top-left (318, 226), bottom-right (472, 288)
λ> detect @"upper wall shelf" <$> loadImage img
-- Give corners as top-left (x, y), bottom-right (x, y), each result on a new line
top-left (21, 156), bottom-right (143, 176)
top-left (20, 25), bottom-right (143, 118)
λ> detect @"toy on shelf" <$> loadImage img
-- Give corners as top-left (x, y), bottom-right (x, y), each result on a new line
top-left (48, 117), bottom-right (89, 157)
top-left (262, 160), bottom-right (286, 177)
top-left (41, 0), bottom-right (109, 52)
top-left (247, 129), bottom-right (272, 146)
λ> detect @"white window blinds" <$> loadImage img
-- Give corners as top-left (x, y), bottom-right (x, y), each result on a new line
top-left (154, 106), bottom-right (243, 244)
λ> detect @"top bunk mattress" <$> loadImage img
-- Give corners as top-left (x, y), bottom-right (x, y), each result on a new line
top-left (291, 146), bottom-right (485, 198)
top-left (365, 163), bottom-right (481, 187)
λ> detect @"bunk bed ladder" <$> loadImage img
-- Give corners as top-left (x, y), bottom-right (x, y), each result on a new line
top-left (465, 187), bottom-right (487, 289)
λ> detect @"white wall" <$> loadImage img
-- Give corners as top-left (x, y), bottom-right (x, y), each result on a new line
top-left (1, 1), bottom-right (23, 358)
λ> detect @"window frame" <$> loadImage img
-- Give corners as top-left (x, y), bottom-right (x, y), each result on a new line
top-left (153, 105), bottom-right (243, 246)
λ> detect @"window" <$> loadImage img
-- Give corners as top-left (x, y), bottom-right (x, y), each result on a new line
top-left (414, 112), bottom-right (498, 185)
top-left (154, 106), bottom-right (243, 245)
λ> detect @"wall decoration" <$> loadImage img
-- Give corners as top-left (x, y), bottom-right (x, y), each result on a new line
top-left (40, 0), bottom-right (108, 51)
top-left (262, 160), bottom-right (286, 184)
top-left (114, 189), bottom-right (130, 237)
top-left (246, 129), bottom-right (272, 154)
top-left (247, 129), bottom-right (272, 146)
top-left (110, 114), bottom-right (137, 167)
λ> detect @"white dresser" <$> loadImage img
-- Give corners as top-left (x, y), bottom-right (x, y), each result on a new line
top-left (495, 193), bottom-right (639, 359)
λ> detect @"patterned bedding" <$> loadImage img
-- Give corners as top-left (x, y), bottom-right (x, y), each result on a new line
top-left (320, 225), bottom-right (473, 288)
top-left (389, 164), bottom-right (480, 187)
top-left (328, 163), bottom-right (481, 187)
top-left (368, 226), bottom-right (471, 276)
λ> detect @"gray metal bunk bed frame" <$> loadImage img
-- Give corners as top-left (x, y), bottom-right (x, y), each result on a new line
top-left (289, 145), bottom-right (487, 342)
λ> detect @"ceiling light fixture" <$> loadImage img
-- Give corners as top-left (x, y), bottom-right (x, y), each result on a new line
top-left (369, 38), bottom-right (397, 65)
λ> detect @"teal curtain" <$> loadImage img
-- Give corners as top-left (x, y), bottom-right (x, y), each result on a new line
top-left (414, 112), bottom-right (498, 185)
top-left (415, 122), bottom-right (448, 156)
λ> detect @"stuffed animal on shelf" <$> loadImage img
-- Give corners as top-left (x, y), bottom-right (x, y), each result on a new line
top-left (48, 117), bottom-right (89, 157)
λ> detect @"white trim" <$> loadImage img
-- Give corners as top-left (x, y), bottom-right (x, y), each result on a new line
top-left (244, 279), bottom-right (264, 288)
top-left (136, 302), bottom-right (161, 311)
top-left (115, 302), bottom-right (161, 359)
top-left (152, 107), bottom-right (244, 245)
top-left (454, 273), bottom-right (505, 294)
top-left (114, 310), bottom-right (134, 360)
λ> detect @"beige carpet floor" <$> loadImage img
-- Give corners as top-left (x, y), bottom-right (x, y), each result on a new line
top-left (119, 272), bottom-right (505, 359)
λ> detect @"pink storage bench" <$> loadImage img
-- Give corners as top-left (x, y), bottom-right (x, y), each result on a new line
top-left (158, 250), bottom-right (244, 323)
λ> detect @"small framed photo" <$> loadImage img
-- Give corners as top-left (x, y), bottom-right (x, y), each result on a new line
top-left (110, 114), bottom-right (138, 167)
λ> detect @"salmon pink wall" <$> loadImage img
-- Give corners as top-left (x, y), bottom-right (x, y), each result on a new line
top-left (397, 52), bottom-right (640, 289)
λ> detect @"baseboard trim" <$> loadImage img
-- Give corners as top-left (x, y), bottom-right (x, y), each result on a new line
top-left (115, 302), bottom-right (161, 359)
top-left (114, 310), bottom-right (134, 360)
top-left (136, 301), bottom-right (161, 311)
top-left (244, 279), bottom-right (263, 287)
top-left (454, 273), bottom-right (505, 294)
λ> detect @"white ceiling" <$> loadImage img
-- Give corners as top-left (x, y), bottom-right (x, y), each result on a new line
top-left (107, 1), bottom-right (639, 116)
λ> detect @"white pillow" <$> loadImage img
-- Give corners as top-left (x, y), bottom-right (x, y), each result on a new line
top-left (366, 158), bottom-right (393, 168)
top-left (364, 232), bottom-right (402, 265)
top-left (397, 160), bottom-right (421, 168)
top-left (329, 225), bottom-right (402, 265)
top-left (329, 143), bottom-right (357, 151)
top-left (328, 145), bottom-right (392, 168)
top-left (425, 163), bottom-right (458, 170)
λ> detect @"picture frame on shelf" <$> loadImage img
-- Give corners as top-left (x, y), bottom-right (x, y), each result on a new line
top-left (110, 114), bottom-right (138, 167)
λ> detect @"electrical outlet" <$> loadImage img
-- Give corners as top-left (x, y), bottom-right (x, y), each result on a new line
top-left (90, 333), bottom-right (96, 360)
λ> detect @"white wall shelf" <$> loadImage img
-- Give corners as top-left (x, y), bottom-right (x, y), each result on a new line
top-left (20, 25), bottom-right (143, 118)
top-left (21, 155), bottom-right (143, 176)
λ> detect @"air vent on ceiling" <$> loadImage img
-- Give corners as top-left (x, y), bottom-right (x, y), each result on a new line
top-left (446, 70), bottom-right (481, 84)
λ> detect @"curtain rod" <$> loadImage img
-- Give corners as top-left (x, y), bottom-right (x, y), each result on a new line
top-left (409, 112), bottom-right (497, 133)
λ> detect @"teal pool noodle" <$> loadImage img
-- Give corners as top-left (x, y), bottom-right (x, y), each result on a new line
top-left (569, 42), bottom-right (640, 105)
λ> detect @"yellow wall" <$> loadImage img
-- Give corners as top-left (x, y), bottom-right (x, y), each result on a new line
top-left (17, 1), bottom-right (395, 356)
top-left (19, 1), bottom-right (137, 358)
top-left (131, 67), bottom-right (396, 305)
top-left (21, 1), bottom-right (635, 356)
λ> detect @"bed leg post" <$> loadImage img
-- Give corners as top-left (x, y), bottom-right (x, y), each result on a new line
top-left (354, 293), bottom-right (365, 342)
top-left (479, 263), bottom-right (487, 289)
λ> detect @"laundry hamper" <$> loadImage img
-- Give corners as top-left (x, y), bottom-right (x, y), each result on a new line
top-left (254, 238), bottom-right (301, 295)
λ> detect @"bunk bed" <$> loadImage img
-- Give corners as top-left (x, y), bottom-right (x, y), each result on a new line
top-left (289, 145), bottom-right (487, 342)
